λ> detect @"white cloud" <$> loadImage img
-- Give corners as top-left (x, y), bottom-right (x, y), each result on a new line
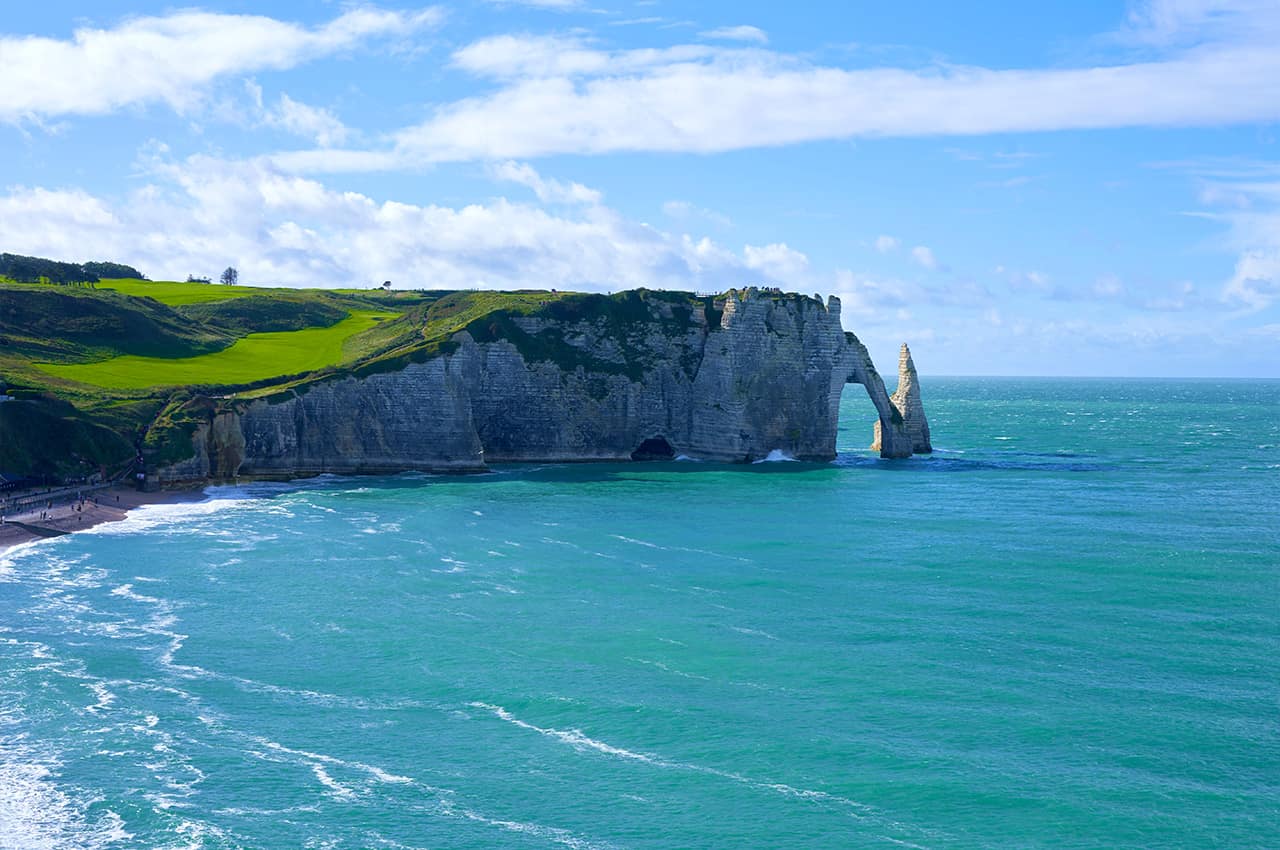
top-left (487, 160), bottom-right (602, 205)
top-left (268, 14), bottom-right (1280, 167)
top-left (700, 25), bottom-right (768, 44)
top-left (0, 157), bottom-right (802, 293)
top-left (662, 200), bottom-right (732, 228)
top-left (998, 266), bottom-right (1052, 290)
top-left (832, 271), bottom-right (915, 318)
top-left (874, 235), bottom-right (899, 253)
top-left (1189, 161), bottom-right (1280, 310)
top-left (1093, 273), bottom-right (1125, 297)
top-left (911, 246), bottom-right (938, 270)
top-left (245, 82), bottom-right (349, 147)
top-left (1224, 249), bottom-right (1280, 309)
top-left (486, 0), bottom-right (582, 8)
top-left (743, 243), bottom-right (810, 281)
top-left (1119, 0), bottom-right (1280, 46)
top-left (450, 34), bottom-right (716, 80)
top-left (0, 7), bottom-right (442, 122)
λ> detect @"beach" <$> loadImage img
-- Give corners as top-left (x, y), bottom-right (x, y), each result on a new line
top-left (0, 485), bottom-right (205, 554)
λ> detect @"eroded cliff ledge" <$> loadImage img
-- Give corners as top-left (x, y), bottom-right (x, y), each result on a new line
top-left (157, 288), bottom-right (930, 484)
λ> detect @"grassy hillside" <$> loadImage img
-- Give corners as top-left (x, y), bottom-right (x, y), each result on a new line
top-left (95, 278), bottom-right (266, 305)
top-left (0, 272), bottom-right (727, 480)
top-left (39, 311), bottom-right (394, 389)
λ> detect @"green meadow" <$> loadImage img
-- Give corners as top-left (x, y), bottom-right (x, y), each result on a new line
top-left (94, 278), bottom-right (272, 306)
top-left (39, 310), bottom-right (392, 389)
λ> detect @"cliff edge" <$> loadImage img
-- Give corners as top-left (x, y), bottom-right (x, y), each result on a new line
top-left (154, 288), bottom-right (929, 483)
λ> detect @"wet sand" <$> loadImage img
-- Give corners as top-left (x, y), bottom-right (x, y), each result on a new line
top-left (0, 486), bottom-right (206, 555)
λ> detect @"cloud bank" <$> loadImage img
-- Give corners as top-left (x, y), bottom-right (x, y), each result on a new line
top-left (0, 7), bottom-right (441, 122)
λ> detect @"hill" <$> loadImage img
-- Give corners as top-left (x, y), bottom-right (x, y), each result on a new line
top-left (1, 261), bottom-right (931, 484)
top-left (0, 273), bottom-right (706, 480)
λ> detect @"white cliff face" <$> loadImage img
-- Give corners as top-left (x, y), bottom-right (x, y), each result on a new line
top-left (871, 343), bottom-right (932, 456)
top-left (157, 289), bottom-right (926, 483)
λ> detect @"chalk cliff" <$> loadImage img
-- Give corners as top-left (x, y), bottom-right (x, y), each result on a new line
top-left (156, 289), bottom-right (928, 484)
top-left (872, 343), bottom-right (932, 455)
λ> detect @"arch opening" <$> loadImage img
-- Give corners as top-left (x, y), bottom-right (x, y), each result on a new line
top-left (631, 436), bottom-right (676, 461)
top-left (837, 382), bottom-right (885, 456)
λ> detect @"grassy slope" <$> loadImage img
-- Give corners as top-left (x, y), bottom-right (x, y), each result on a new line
top-left (95, 278), bottom-right (269, 305)
top-left (0, 280), bottom-right (732, 478)
top-left (37, 311), bottom-right (395, 389)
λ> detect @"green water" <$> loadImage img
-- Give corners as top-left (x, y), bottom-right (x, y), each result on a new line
top-left (2, 378), bottom-right (1277, 849)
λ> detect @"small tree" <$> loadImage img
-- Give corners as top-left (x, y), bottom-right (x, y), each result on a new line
top-left (220, 266), bottom-right (239, 286)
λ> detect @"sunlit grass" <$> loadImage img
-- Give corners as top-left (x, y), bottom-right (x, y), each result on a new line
top-left (38, 311), bottom-right (394, 389)
top-left (94, 278), bottom-right (271, 306)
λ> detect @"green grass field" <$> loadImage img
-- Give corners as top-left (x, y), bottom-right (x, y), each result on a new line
top-left (95, 278), bottom-right (271, 306)
top-left (38, 311), bottom-right (393, 389)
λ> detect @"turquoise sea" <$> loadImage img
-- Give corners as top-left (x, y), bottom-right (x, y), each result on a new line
top-left (2, 378), bottom-right (1277, 849)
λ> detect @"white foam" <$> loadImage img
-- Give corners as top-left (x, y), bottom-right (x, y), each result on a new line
top-left (252, 736), bottom-right (415, 798)
top-left (467, 702), bottom-right (880, 818)
top-left (468, 703), bottom-right (661, 765)
top-left (611, 534), bottom-right (662, 549)
top-left (729, 625), bottom-right (780, 641)
top-left (0, 726), bottom-right (134, 850)
top-left (626, 657), bottom-right (710, 681)
top-left (455, 808), bottom-right (614, 850)
top-left (78, 492), bottom-right (248, 540)
top-left (0, 538), bottom-right (46, 581)
top-left (611, 534), bottom-right (750, 563)
top-left (109, 583), bottom-right (164, 605)
top-left (310, 764), bottom-right (359, 800)
top-left (752, 449), bottom-right (798, 463)
top-left (84, 681), bottom-right (117, 714)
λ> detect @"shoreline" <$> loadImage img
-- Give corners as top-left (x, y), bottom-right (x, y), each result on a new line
top-left (0, 485), bottom-right (208, 556)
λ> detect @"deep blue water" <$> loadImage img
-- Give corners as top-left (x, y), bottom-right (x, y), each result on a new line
top-left (2, 378), bottom-right (1277, 849)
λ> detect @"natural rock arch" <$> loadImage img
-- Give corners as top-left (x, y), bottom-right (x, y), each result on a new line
top-left (839, 334), bottom-right (931, 458)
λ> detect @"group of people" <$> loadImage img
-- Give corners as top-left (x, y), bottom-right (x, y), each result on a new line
top-left (0, 489), bottom-right (120, 526)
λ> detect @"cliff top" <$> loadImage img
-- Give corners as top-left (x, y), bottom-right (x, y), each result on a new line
top-left (0, 275), bottom-right (828, 477)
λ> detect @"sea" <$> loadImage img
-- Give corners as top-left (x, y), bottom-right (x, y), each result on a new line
top-left (1, 378), bottom-right (1277, 850)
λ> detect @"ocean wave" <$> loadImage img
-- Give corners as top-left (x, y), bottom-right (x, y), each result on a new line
top-left (752, 449), bottom-right (798, 463)
top-left (452, 806), bottom-right (617, 850)
top-left (625, 657), bottom-right (710, 681)
top-left (610, 535), bottom-right (751, 563)
top-left (0, 714), bottom-right (133, 850)
top-left (466, 702), bottom-right (882, 818)
top-left (79, 493), bottom-right (249, 538)
top-left (0, 538), bottom-right (47, 581)
top-left (468, 702), bottom-right (662, 765)
top-left (728, 625), bottom-right (780, 641)
top-left (241, 736), bottom-right (439, 807)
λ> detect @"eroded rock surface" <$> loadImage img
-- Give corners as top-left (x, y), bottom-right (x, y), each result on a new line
top-left (157, 289), bottom-right (928, 484)
top-left (872, 343), bottom-right (932, 456)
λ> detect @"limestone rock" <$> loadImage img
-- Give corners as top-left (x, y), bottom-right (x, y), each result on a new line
top-left (871, 343), bottom-right (932, 455)
top-left (154, 289), bottom-right (930, 483)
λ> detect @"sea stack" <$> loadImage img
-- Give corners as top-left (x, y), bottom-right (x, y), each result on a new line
top-left (872, 343), bottom-right (932, 455)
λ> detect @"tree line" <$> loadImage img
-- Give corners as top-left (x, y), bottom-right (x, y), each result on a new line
top-left (0, 253), bottom-right (146, 285)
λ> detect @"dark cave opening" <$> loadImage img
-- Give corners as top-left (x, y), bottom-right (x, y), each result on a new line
top-left (630, 436), bottom-right (676, 461)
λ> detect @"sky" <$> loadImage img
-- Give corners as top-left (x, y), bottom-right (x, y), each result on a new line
top-left (2, 1), bottom-right (1279, 376)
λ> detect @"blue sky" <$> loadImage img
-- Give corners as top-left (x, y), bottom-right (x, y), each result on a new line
top-left (2, 1), bottom-right (1278, 376)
